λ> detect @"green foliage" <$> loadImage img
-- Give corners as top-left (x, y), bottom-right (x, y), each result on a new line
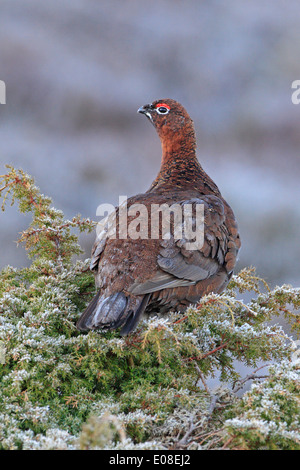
top-left (223, 360), bottom-right (300, 450)
top-left (0, 165), bottom-right (95, 262)
top-left (0, 166), bottom-right (299, 450)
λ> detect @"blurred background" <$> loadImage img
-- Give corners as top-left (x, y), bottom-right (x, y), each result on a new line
top-left (0, 0), bottom-right (300, 290)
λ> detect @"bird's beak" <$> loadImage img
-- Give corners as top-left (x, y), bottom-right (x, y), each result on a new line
top-left (137, 105), bottom-right (147, 114)
top-left (137, 104), bottom-right (153, 121)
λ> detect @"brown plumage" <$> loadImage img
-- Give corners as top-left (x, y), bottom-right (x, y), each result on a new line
top-left (76, 99), bottom-right (241, 335)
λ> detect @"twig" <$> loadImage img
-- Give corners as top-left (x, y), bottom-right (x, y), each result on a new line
top-left (175, 414), bottom-right (196, 448)
top-left (193, 361), bottom-right (219, 417)
top-left (189, 340), bottom-right (229, 362)
top-left (232, 364), bottom-right (270, 394)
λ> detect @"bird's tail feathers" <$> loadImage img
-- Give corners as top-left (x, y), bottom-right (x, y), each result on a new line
top-left (76, 291), bottom-right (150, 335)
top-left (120, 293), bottom-right (151, 335)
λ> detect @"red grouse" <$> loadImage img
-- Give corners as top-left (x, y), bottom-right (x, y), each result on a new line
top-left (77, 99), bottom-right (241, 335)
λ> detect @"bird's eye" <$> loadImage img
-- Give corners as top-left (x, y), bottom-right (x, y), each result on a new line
top-left (156, 106), bottom-right (169, 115)
top-left (155, 103), bottom-right (171, 114)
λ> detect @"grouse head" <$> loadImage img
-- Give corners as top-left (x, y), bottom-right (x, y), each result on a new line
top-left (138, 99), bottom-right (196, 146)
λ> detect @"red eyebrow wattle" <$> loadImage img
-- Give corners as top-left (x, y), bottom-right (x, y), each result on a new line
top-left (155, 103), bottom-right (171, 110)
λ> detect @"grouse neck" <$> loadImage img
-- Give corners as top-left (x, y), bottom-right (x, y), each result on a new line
top-left (149, 128), bottom-right (221, 195)
top-left (159, 125), bottom-right (198, 179)
top-left (159, 141), bottom-right (201, 181)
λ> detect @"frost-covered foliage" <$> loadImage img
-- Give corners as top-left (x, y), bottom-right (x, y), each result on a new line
top-left (224, 359), bottom-right (300, 450)
top-left (0, 166), bottom-right (299, 450)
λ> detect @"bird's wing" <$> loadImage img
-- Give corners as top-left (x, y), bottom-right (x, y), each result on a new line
top-left (128, 195), bottom-right (239, 295)
top-left (89, 210), bottom-right (117, 271)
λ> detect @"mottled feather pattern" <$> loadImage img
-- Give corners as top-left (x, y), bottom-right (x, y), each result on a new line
top-left (76, 99), bottom-right (241, 335)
